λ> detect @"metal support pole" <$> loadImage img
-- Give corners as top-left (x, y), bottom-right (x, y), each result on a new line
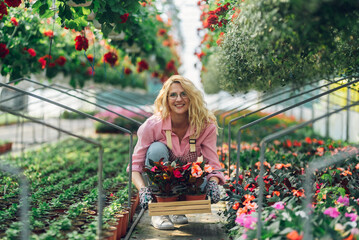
top-left (0, 161), bottom-right (30, 240)
top-left (346, 87), bottom-right (351, 142)
top-left (326, 90), bottom-right (330, 138)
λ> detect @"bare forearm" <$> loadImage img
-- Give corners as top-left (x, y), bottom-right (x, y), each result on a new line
top-left (132, 171), bottom-right (146, 190)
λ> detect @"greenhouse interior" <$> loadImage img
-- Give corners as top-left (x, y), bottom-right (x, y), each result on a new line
top-left (0, 0), bottom-right (359, 239)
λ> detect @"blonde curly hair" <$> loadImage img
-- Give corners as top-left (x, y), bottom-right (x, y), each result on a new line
top-left (154, 75), bottom-right (218, 138)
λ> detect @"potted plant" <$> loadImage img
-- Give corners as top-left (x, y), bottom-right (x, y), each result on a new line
top-left (181, 157), bottom-right (214, 200)
top-left (144, 159), bottom-right (186, 202)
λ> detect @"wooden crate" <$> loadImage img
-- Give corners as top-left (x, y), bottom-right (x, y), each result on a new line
top-left (148, 200), bottom-right (211, 216)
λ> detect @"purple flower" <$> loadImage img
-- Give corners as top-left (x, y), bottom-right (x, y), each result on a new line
top-left (345, 212), bottom-right (358, 222)
top-left (272, 201), bottom-right (285, 210)
top-left (337, 196), bottom-right (349, 206)
top-left (324, 207), bottom-right (340, 218)
top-left (235, 213), bottom-right (258, 229)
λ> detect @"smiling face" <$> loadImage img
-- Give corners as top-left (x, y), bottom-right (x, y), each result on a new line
top-left (168, 82), bottom-right (190, 117)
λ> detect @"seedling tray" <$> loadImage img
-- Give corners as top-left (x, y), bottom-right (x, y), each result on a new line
top-left (148, 199), bottom-right (211, 216)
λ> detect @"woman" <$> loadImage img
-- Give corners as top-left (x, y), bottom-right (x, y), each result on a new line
top-left (131, 75), bottom-right (225, 230)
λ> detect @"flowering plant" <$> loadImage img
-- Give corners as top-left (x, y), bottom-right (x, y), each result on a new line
top-left (144, 158), bottom-right (186, 197)
top-left (181, 157), bottom-right (214, 195)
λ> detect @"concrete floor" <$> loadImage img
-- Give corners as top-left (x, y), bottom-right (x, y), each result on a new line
top-left (128, 201), bottom-right (229, 240)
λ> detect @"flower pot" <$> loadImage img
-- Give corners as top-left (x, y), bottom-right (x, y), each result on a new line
top-left (67, 0), bottom-right (92, 7)
top-left (185, 193), bottom-right (206, 201)
top-left (113, 214), bottom-right (124, 240)
top-left (156, 195), bottom-right (178, 202)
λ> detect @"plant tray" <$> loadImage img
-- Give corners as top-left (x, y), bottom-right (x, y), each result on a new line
top-left (148, 200), bottom-right (211, 216)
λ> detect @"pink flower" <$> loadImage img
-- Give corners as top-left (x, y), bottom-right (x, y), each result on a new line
top-left (150, 166), bottom-right (158, 172)
top-left (173, 169), bottom-right (182, 178)
top-left (265, 213), bottom-right (277, 221)
top-left (345, 213), bottom-right (358, 222)
top-left (235, 213), bottom-right (257, 229)
top-left (323, 207), bottom-right (340, 218)
top-left (338, 196), bottom-right (349, 206)
top-left (272, 201), bottom-right (285, 210)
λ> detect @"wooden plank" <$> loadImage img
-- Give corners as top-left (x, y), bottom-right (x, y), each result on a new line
top-left (148, 200), bottom-right (211, 216)
top-left (149, 208), bottom-right (211, 216)
top-left (149, 200), bottom-right (210, 208)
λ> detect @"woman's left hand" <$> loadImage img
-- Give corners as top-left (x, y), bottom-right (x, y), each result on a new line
top-left (206, 180), bottom-right (221, 204)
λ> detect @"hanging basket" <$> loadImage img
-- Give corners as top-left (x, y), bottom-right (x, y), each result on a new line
top-left (67, 0), bottom-right (92, 7)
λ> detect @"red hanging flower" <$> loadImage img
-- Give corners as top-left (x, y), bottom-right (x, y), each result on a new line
top-left (158, 28), bottom-right (166, 36)
top-left (137, 60), bottom-right (149, 73)
top-left (55, 56), bottom-right (66, 66)
top-left (43, 30), bottom-right (54, 38)
top-left (151, 71), bottom-right (159, 78)
top-left (165, 60), bottom-right (177, 74)
top-left (4, 0), bottom-right (22, 8)
top-left (27, 48), bottom-right (36, 57)
top-left (120, 13), bottom-right (129, 23)
top-left (74, 35), bottom-right (89, 51)
top-left (87, 54), bottom-right (94, 63)
top-left (0, 43), bottom-right (9, 59)
top-left (86, 67), bottom-right (94, 76)
top-left (0, 2), bottom-right (8, 20)
top-left (124, 67), bottom-right (132, 75)
top-left (38, 55), bottom-right (52, 69)
top-left (10, 17), bottom-right (18, 26)
top-left (103, 52), bottom-right (118, 67)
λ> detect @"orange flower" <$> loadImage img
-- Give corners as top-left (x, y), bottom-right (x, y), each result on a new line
top-left (341, 170), bottom-right (352, 176)
top-left (342, 234), bottom-right (354, 240)
top-left (204, 164), bottom-right (214, 173)
top-left (255, 161), bottom-right (271, 169)
top-left (356, 163), bottom-right (359, 170)
top-left (286, 230), bottom-right (303, 240)
top-left (191, 163), bottom-right (203, 178)
top-left (273, 191), bottom-right (280, 197)
top-left (292, 189), bottom-right (305, 197)
top-left (236, 207), bottom-right (248, 217)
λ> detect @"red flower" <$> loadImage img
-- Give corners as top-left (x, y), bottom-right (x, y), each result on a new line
top-left (158, 28), bottom-right (166, 36)
top-left (206, 14), bottom-right (218, 25)
top-left (48, 62), bottom-right (56, 68)
top-left (55, 56), bottom-right (66, 66)
top-left (124, 67), bottom-right (132, 75)
top-left (151, 71), bottom-right (159, 78)
top-left (173, 169), bottom-right (182, 178)
top-left (5, 0), bottom-right (21, 7)
top-left (74, 35), bottom-right (89, 51)
top-left (120, 13), bottom-right (129, 23)
top-left (0, 2), bottom-right (8, 20)
top-left (10, 17), bottom-right (18, 26)
top-left (305, 137), bottom-right (312, 144)
top-left (103, 52), bottom-right (118, 67)
top-left (44, 30), bottom-right (54, 38)
top-left (165, 60), bottom-right (177, 74)
top-left (86, 67), bottom-right (94, 76)
top-left (137, 60), bottom-right (149, 73)
top-left (0, 43), bottom-right (9, 59)
top-left (38, 55), bottom-right (52, 69)
top-left (87, 54), bottom-right (94, 63)
top-left (27, 48), bottom-right (36, 57)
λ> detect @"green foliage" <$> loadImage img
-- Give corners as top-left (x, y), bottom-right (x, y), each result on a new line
top-left (216, 0), bottom-right (359, 93)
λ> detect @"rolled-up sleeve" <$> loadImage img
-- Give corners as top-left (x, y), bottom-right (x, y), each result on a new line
top-left (201, 123), bottom-right (226, 185)
top-left (128, 120), bottom-right (155, 173)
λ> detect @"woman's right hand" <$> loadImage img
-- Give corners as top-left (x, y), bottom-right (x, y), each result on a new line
top-left (139, 187), bottom-right (153, 209)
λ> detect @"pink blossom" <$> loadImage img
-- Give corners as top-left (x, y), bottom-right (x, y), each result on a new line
top-left (235, 213), bottom-right (257, 229)
top-left (173, 169), bottom-right (182, 178)
top-left (323, 207), bottom-right (340, 218)
top-left (345, 212), bottom-right (358, 222)
top-left (272, 201), bottom-right (285, 210)
top-left (338, 196), bottom-right (349, 206)
top-left (151, 166), bottom-right (158, 172)
top-left (265, 213), bottom-right (277, 221)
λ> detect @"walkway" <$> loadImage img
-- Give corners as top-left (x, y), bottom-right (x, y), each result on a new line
top-left (129, 201), bottom-right (229, 240)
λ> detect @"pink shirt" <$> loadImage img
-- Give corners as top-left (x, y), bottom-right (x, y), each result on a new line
top-left (131, 115), bottom-right (226, 185)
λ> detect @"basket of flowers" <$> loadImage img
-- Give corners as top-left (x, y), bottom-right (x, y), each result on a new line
top-left (146, 157), bottom-right (213, 216)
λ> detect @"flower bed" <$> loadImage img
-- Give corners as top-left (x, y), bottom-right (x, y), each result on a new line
top-left (221, 136), bottom-right (359, 240)
top-left (0, 135), bottom-right (136, 239)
